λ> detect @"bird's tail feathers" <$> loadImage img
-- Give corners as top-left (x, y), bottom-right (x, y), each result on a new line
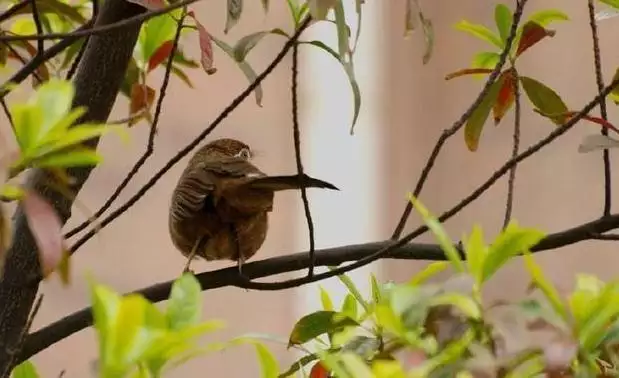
top-left (245, 174), bottom-right (338, 191)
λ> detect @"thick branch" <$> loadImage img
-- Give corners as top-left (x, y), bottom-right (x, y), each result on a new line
top-left (19, 212), bottom-right (619, 363)
top-left (0, 0), bottom-right (144, 374)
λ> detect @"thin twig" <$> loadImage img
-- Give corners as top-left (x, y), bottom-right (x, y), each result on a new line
top-left (290, 43), bottom-right (316, 277)
top-left (0, 0), bottom-right (200, 42)
top-left (64, 8), bottom-right (187, 239)
top-left (0, 22), bottom-right (93, 98)
top-left (588, 0), bottom-right (612, 216)
top-left (2, 294), bottom-right (43, 377)
top-left (0, 98), bottom-right (14, 133)
top-left (2, 41), bottom-right (43, 83)
top-left (184, 69), bottom-right (619, 291)
top-left (66, 0), bottom-right (98, 80)
top-left (503, 68), bottom-right (520, 229)
top-left (391, 0), bottom-right (530, 240)
top-left (20, 211), bottom-right (619, 362)
top-left (67, 16), bottom-right (313, 254)
top-left (29, 0), bottom-right (44, 54)
top-left (0, 0), bottom-right (30, 24)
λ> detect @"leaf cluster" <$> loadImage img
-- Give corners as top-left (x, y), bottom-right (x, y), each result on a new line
top-left (273, 197), bottom-right (619, 377)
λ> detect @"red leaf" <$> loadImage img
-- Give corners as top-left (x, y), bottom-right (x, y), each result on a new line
top-left (516, 21), bottom-right (555, 57)
top-left (129, 83), bottom-right (156, 127)
top-left (148, 40), bottom-right (174, 72)
top-left (22, 191), bottom-right (64, 278)
top-left (188, 12), bottom-right (217, 75)
top-left (493, 70), bottom-right (516, 125)
top-left (309, 362), bottom-right (330, 378)
top-left (125, 0), bottom-right (165, 10)
top-left (565, 111), bottom-right (619, 135)
top-left (445, 68), bottom-right (493, 81)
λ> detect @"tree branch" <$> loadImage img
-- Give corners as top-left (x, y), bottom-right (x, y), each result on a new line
top-left (391, 0), bottom-right (529, 239)
top-left (19, 212), bottom-right (619, 363)
top-left (66, 16), bottom-right (313, 255)
top-left (0, 0), bottom-right (145, 374)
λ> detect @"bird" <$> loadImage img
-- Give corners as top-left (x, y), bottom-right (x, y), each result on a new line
top-left (168, 138), bottom-right (339, 275)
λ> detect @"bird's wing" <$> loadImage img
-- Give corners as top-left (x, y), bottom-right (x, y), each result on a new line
top-left (172, 156), bottom-right (264, 217)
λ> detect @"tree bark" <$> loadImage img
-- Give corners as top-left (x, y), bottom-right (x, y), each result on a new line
top-left (0, 0), bottom-right (144, 375)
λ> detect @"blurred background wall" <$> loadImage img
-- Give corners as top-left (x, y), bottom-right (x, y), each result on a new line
top-left (9, 0), bottom-right (619, 376)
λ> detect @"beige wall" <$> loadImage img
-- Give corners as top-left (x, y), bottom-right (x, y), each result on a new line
top-left (7, 0), bottom-right (619, 376)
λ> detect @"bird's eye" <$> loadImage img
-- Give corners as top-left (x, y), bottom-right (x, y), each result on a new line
top-left (236, 147), bottom-right (251, 160)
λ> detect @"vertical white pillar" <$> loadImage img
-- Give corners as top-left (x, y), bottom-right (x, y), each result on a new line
top-left (294, 0), bottom-right (385, 321)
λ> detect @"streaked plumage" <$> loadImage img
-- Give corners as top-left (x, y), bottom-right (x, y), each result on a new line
top-left (168, 138), bottom-right (338, 268)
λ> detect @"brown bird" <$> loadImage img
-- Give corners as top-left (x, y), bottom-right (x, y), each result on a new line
top-left (168, 138), bottom-right (338, 274)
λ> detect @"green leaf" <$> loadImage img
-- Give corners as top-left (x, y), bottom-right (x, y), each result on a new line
top-left (171, 66), bottom-right (194, 88)
top-left (462, 225), bottom-right (487, 287)
top-left (31, 78), bottom-right (75, 139)
top-left (10, 104), bottom-right (43, 153)
top-left (211, 37), bottom-right (263, 107)
top-left (114, 294), bottom-right (166, 365)
top-left (578, 283), bottom-right (619, 351)
top-left (32, 147), bottom-right (102, 168)
top-left (288, 311), bottom-right (359, 347)
top-left (520, 76), bottom-right (568, 125)
top-left (42, 106), bottom-right (87, 141)
top-left (319, 285), bottom-right (334, 311)
top-left (11, 360), bottom-right (39, 378)
top-left (523, 253), bottom-right (568, 321)
top-left (316, 351), bottom-right (354, 378)
top-left (527, 9), bottom-right (569, 27)
top-left (90, 281), bottom-right (123, 367)
top-left (370, 273), bottom-right (381, 303)
top-left (472, 52), bottom-right (500, 70)
top-left (38, 124), bottom-right (111, 154)
top-left (224, 0), bottom-right (244, 33)
top-left (374, 303), bottom-right (403, 335)
top-left (254, 342), bottom-right (279, 378)
top-left (279, 353), bottom-right (319, 378)
top-left (372, 360), bottom-right (406, 378)
top-left (1, 184), bottom-right (24, 201)
top-left (430, 292), bottom-right (481, 319)
top-left (341, 294), bottom-right (358, 320)
top-left (494, 4), bottom-right (513, 43)
top-left (15, 0), bottom-right (87, 24)
top-left (308, 0), bottom-right (335, 20)
top-left (333, 0), bottom-right (350, 62)
top-left (464, 77), bottom-right (502, 151)
top-left (482, 222), bottom-right (545, 283)
top-left (338, 352), bottom-right (373, 378)
top-left (409, 261), bottom-right (450, 286)
top-left (601, 0), bottom-right (619, 10)
top-left (454, 20), bottom-right (503, 49)
top-left (233, 30), bottom-right (277, 62)
top-left (137, 10), bottom-right (179, 70)
top-left (299, 40), bottom-right (361, 135)
top-left (167, 273), bottom-right (202, 330)
top-left (331, 268), bottom-right (370, 312)
top-left (569, 274), bottom-right (604, 325)
top-left (408, 194), bottom-right (464, 272)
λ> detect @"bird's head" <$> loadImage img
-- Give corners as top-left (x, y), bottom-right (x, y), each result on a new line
top-left (203, 138), bottom-right (253, 160)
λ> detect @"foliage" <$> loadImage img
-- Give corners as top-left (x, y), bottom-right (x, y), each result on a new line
top-left (5, 0), bottom-right (619, 377)
top-left (270, 197), bottom-right (619, 377)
